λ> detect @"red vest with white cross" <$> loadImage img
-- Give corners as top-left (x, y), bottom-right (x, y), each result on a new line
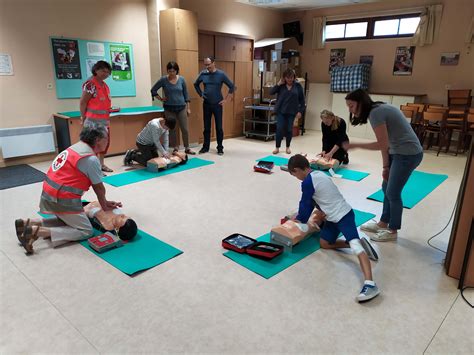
top-left (85, 76), bottom-right (111, 120)
top-left (42, 141), bottom-right (95, 213)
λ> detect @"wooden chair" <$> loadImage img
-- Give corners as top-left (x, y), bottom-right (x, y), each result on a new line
top-left (421, 111), bottom-right (448, 156)
top-left (426, 107), bottom-right (449, 114)
top-left (448, 89), bottom-right (472, 111)
top-left (400, 105), bottom-right (417, 122)
top-left (406, 103), bottom-right (425, 113)
top-left (400, 105), bottom-right (422, 138)
top-left (462, 113), bottom-right (474, 152)
top-left (427, 104), bottom-right (446, 109)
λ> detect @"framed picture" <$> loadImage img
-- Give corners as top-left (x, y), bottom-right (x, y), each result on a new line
top-left (440, 52), bottom-right (460, 66)
top-left (329, 48), bottom-right (346, 73)
top-left (359, 55), bottom-right (374, 66)
top-left (393, 46), bottom-right (415, 76)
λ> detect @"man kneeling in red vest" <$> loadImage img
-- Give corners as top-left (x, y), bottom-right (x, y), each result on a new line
top-left (14, 121), bottom-right (122, 254)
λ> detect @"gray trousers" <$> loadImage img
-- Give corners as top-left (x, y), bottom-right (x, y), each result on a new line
top-left (166, 108), bottom-right (190, 149)
top-left (42, 213), bottom-right (93, 247)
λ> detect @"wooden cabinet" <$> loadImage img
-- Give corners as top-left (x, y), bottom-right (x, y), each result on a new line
top-left (233, 61), bottom-right (253, 136)
top-left (198, 33), bottom-right (214, 60)
top-left (196, 31), bottom-right (254, 141)
top-left (53, 111), bottom-right (163, 156)
top-left (215, 35), bottom-right (253, 62)
top-left (160, 8), bottom-right (200, 146)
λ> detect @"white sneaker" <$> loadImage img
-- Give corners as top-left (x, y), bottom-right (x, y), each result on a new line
top-left (370, 229), bottom-right (397, 242)
top-left (360, 222), bottom-right (387, 233)
top-left (357, 282), bottom-right (380, 303)
top-left (360, 237), bottom-right (379, 261)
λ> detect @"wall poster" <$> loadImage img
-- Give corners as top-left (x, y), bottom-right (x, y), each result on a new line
top-left (329, 48), bottom-right (346, 73)
top-left (110, 44), bottom-right (132, 81)
top-left (393, 46), bottom-right (415, 76)
top-left (51, 38), bottom-right (82, 79)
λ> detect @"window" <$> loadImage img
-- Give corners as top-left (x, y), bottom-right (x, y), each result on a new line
top-left (326, 21), bottom-right (368, 40)
top-left (325, 13), bottom-right (420, 41)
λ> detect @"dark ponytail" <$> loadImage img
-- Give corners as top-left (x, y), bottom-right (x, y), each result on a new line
top-left (345, 89), bottom-right (378, 126)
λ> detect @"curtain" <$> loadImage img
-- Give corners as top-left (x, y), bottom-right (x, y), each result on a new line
top-left (466, 16), bottom-right (474, 44)
top-left (412, 4), bottom-right (443, 46)
top-left (312, 17), bottom-right (326, 50)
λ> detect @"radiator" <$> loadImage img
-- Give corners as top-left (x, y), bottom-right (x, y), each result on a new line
top-left (0, 125), bottom-right (56, 159)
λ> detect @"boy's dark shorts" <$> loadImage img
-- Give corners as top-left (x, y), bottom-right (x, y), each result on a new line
top-left (320, 209), bottom-right (359, 244)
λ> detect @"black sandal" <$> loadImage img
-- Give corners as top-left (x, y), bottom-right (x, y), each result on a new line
top-left (15, 218), bottom-right (29, 242)
top-left (185, 149), bottom-right (196, 155)
top-left (20, 225), bottom-right (39, 254)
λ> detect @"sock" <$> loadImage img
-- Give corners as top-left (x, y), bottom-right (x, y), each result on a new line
top-left (364, 280), bottom-right (375, 286)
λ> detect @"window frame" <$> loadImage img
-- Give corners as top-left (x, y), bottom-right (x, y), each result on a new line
top-left (325, 13), bottom-right (421, 41)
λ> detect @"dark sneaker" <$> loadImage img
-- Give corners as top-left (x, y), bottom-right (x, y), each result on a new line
top-left (198, 148), bottom-right (209, 154)
top-left (360, 236), bottom-right (379, 261)
top-left (357, 283), bottom-right (380, 303)
top-left (343, 156), bottom-right (349, 165)
top-left (185, 149), bottom-right (196, 155)
top-left (217, 150), bottom-right (224, 156)
top-left (123, 149), bottom-right (134, 166)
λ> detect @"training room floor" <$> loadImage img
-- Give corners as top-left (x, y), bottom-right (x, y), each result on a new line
top-left (1, 130), bottom-right (472, 354)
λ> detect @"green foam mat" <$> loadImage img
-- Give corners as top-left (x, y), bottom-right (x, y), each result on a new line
top-left (256, 156), bottom-right (370, 181)
top-left (79, 229), bottom-right (182, 275)
top-left (223, 209), bottom-right (375, 279)
top-left (38, 212), bottom-right (182, 275)
top-left (367, 170), bottom-right (448, 209)
top-left (103, 157), bottom-right (214, 187)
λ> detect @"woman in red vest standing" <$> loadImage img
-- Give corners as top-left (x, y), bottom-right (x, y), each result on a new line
top-left (79, 60), bottom-right (113, 173)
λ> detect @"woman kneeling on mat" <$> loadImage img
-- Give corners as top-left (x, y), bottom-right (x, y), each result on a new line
top-left (320, 109), bottom-right (349, 165)
top-left (343, 89), bottom-right (423, 242)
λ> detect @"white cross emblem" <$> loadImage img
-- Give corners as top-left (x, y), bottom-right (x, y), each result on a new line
top-left (52, 151), bottom-right (68, 172)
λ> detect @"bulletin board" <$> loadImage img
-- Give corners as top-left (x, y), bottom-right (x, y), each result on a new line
top-left (50, 37), bottom-right (136, 99)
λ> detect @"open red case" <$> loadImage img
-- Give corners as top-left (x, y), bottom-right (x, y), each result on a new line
top-left (254, 160), bottom-right (275, 174)
top-left (222, 233), bottom-right (284, 260)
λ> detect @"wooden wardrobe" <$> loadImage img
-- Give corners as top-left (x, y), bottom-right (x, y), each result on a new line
top-left (159, 8), bottom-right (253, 145)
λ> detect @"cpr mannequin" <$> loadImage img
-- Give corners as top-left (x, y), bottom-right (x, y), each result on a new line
top-left (83, 201), bottom-right (137, 241)
top-left (270, 209), bottom-right (326, 249)
top-left (307, 154), bottom-right (340, 171)
top-left (147, 151), bottom-right (188, 172)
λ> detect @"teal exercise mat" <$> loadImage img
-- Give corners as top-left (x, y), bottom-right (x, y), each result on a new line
top-left (223, 209), bottom-right (375, 279)
top-left (79, 229), bottom-right (182, 275)
top-left (367, 170), bottom-right (448, 209)
top-left (103, 157), bottom-right (214, 187)
top-left (255, 156), bottom-right (370, 181)
top-left (38, 212), bottom-right (182, 275)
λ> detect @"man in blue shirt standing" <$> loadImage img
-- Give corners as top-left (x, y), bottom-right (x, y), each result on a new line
top-left (194, 56), bottom-right (235, 155)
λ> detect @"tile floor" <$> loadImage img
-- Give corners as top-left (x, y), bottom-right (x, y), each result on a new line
top-left (1, 131), bottom-right (472, 354)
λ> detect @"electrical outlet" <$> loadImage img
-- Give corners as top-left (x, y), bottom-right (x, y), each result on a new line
top-left (47, 83), bottom-right (53, 90)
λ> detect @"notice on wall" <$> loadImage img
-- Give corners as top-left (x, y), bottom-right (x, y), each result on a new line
top-left (329, 48), bottom-right (346, 73)
top-left (51, 38), bottom-right (82, 79)
top-left (85, 58), bottom-right (103, 76)
top-left (393, 46), bottom-right (415, 76)
top-left (0, 53), bottom-right (13, 75)
top-left (87, 42), bottom-right (105, 57)
top-left (110, 44), bottom-right (132, 81)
